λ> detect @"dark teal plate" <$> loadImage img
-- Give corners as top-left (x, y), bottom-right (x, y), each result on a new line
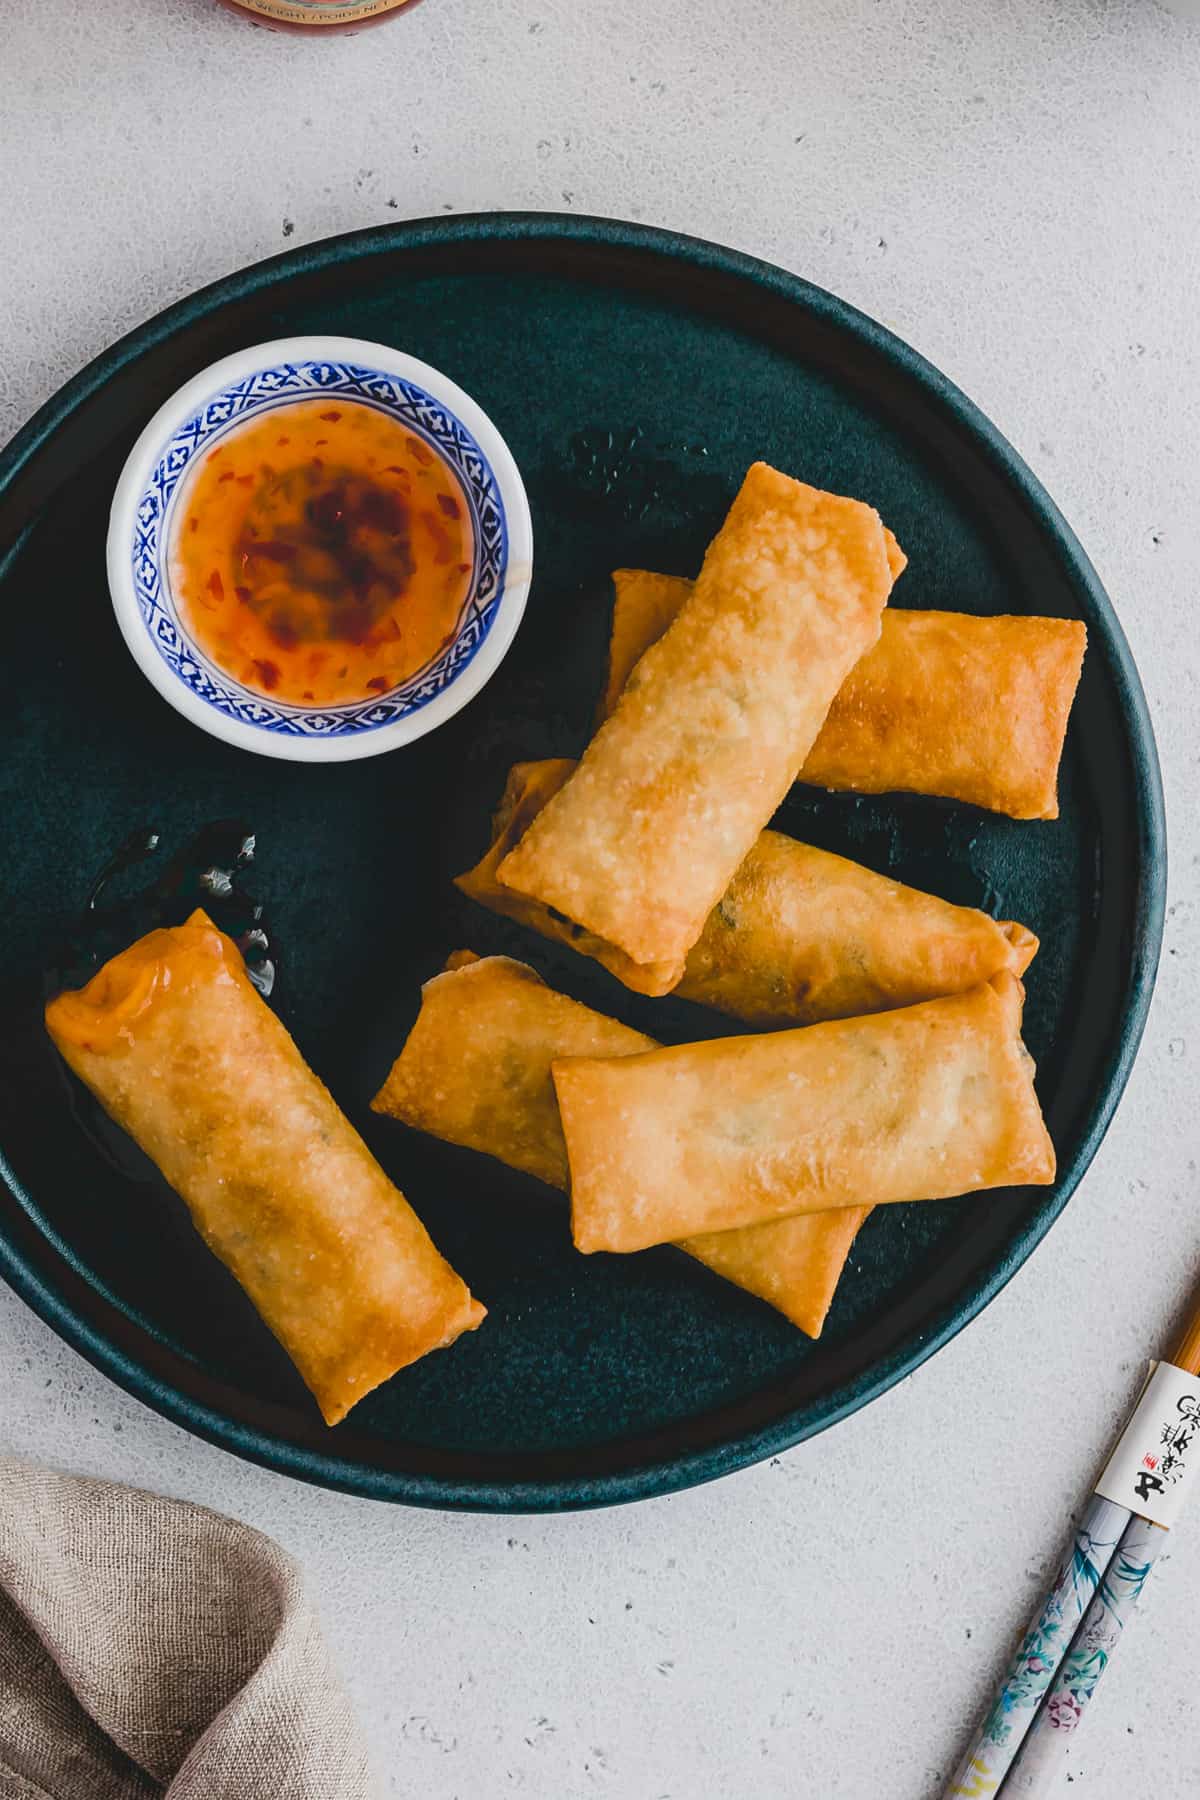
top-left (0, 215), bottom-right (1165, 1511)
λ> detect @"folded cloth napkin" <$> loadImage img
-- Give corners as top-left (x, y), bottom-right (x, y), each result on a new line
top-left (0, 1458), bottom-right (373, 1799)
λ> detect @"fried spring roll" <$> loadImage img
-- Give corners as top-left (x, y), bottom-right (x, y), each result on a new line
top-left (800, 610), bottom-right (1086, 820)
top-left (497, 464), bottom-right (898, 967)
top-left (372, 953), bottom-right (868, 1337)
top-left (596, 525), bottom-right (908, 723)
top-left (597, 572), bottom-right (693, 727)
top-left (44, 912), bottom-right (485, 1425)
top-left (554, 972), bottom-right (1055, 1254)
top-left (456, 760), bottom-right (686, 997)
top-left (603, 570), bottom-right (1087, 820)
top-left (458, 759), bottom-right (1039, 1023)
top-left (374, 952), bottom-right (651, 1188)
top-left (676, 828), bottom-right (1039, 1025)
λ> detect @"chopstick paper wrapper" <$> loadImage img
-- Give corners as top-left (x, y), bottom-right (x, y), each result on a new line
top-left (1091, 1359), bottom-right (1200, 1529)
top-left (944, 1361), bottom-right (1200, 1797)
top-left (998, 1361), bottom-right (1200, 1795)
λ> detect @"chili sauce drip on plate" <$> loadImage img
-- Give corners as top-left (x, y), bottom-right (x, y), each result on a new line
top-left (171, 399), bottom-right (473, 707)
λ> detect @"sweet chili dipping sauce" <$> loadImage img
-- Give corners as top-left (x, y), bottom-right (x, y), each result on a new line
top-left (172, 400), bottom-right (472, 707)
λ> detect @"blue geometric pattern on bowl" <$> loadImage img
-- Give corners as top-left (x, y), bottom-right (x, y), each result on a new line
top-left (130, 360), bottom-right (509, 736)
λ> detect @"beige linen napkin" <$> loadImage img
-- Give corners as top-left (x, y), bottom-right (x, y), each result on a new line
top-left (0, 1458), bottom-right (372, 1799)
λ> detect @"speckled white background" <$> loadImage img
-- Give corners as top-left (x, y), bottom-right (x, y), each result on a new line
top-left (3, 2), bottom-right (1199, 1794)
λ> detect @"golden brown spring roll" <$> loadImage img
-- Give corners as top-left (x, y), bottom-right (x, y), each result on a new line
top-left (459, 759), bottom-right (1039, 1023)
top-left (497, 464), bottom-right (898, 967)
top-left (44, 911), bottom-right (485, 1425)
top-left (800, 610), bottom-right (1086, 820)
top-left (597, 525), bottom-right (908, 723)
top-left (554, 972), bottom-right (1055, 1254)
top-left (457, 760), bottom-right (686, 998)
top-left (597, 572), bottom-right (694, 727)
top-left (373, 952), bottom-right (653, 1188)
top-left (678, 1206), bottom-right (867, 1337)
top-left (372, 953), bottom-right (868, 1336)
top-left (603, 570), bottom-right (1086, 820)
top-left (676, 828), bottom-right (1039, 1025)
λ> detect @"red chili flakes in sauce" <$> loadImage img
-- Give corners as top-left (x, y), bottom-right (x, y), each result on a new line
top-left (173, 397), bottom-right (473, 708)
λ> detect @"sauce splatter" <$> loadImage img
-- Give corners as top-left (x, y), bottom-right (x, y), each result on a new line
top-left (172, 399), bottom-right (473, 706)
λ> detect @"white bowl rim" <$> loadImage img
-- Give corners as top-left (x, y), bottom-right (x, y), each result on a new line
top-left (106, 334), bottom-right (534, 764)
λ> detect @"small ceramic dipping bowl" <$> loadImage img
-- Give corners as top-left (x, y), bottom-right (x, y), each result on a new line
top-left (107, 335), bottom-right (533, 762)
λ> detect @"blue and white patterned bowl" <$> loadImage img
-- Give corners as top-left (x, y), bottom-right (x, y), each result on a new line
top-left (107, 336), bottom-right (533, 761)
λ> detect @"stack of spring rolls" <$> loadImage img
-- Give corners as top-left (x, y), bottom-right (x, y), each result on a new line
top-left (43, 461), bottom-right (1086, 1425)
top-left (375, 462), bottom-right (1084, 1342)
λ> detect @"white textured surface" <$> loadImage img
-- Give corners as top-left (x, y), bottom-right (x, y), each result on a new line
top-left (2, 2), bottom-right (1199, 1794)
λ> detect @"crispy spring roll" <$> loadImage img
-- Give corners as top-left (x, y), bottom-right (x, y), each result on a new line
top-left (554, 972), bottom-right (1055, 1254)
top-left (44, 912), bottom-right (485, 1425)
top-left (676, 828), bottom-right (1038, 1025)
top-left (497, 464), bottom-right (898, 967)
top-left (603, 570), bottom-right (1087, 821)
top-left (799, 610), bottom-right (1086, 820)
top-left (597, 572), bottom-right (693, 726)
top-left (596, 525), bottom-right (908, 723)
top-left (457, 761), bottom-right (686, 998)
top-left (459, 759), bottom-right (1039, 1023)
top-left (373, 952), bottom-right (652, 1188)
top-left (372, 953), bottom-right (868, 1337)
top-left (677, 1206), bottom-right (866, 1338)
